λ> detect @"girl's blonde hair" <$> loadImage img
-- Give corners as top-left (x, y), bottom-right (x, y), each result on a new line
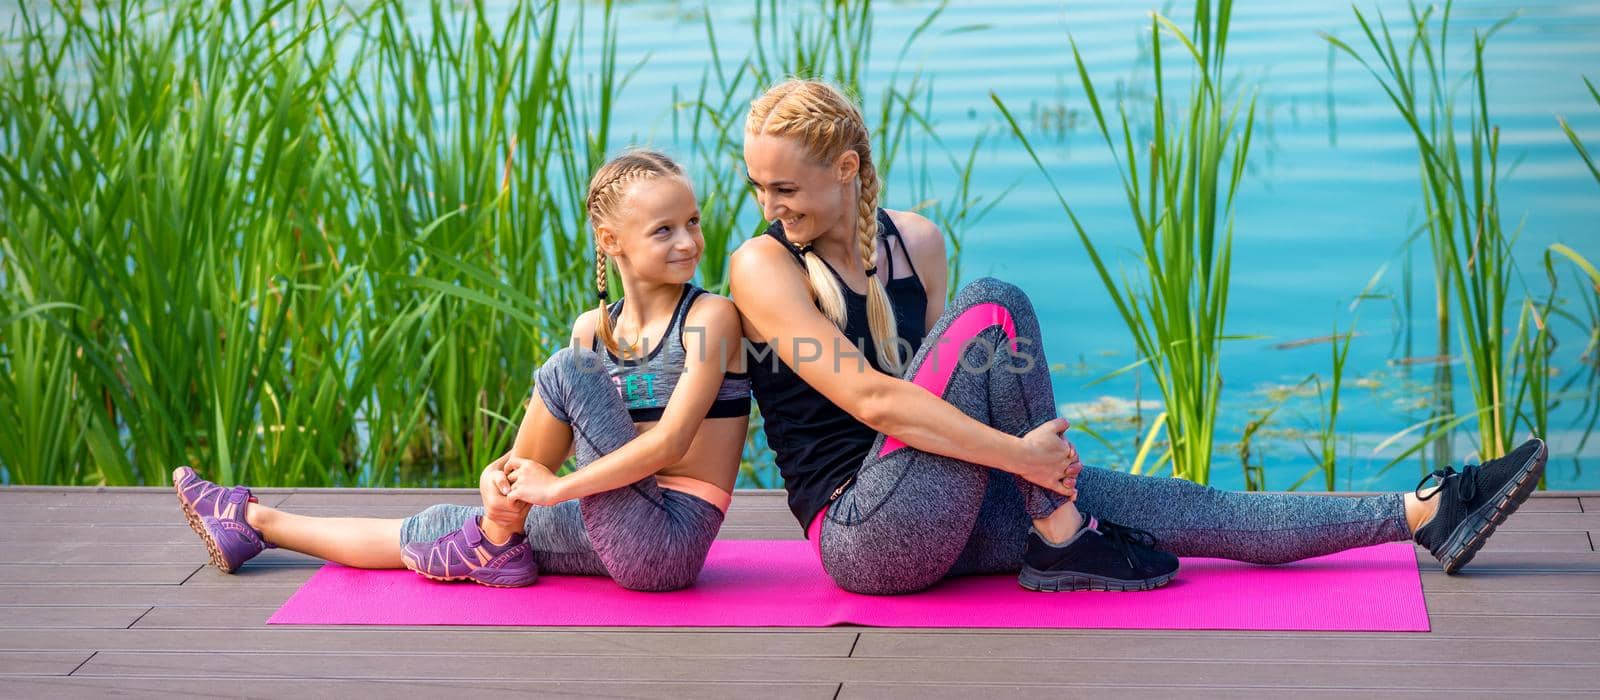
top-left (585, 149), bottom-right (685, 358)
top-left (746, 79), bottom-right (901, 373)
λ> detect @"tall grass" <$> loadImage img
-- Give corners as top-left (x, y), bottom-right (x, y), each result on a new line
top-left (994, 0), bottom-right (1255, 484)
top-left (0, 0), bottom-right (995, 487)
top-left (0, 0), bottom-right (604, 486)
top-left (1553, 79), bottom-right (1600, 462)
top-left (1327, 1), bottom-right (1567, 466)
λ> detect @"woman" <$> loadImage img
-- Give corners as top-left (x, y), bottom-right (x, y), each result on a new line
top-left (729, 78), bottom-right (1546, 595)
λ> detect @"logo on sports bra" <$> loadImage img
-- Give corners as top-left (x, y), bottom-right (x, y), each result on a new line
top-left (614, 373), bottom-right (658, 408)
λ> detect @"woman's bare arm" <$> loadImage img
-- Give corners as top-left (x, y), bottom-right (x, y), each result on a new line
top-left (729, 235), bottom-right (1074, 495)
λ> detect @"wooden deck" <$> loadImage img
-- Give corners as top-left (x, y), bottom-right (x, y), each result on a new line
top-left (1, 487), bottom-right (1596, 698)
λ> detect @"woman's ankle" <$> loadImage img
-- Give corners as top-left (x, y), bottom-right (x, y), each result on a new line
top-left (1033, 502), bottom-right (1085, 545)
top-left (1403, 491), bottom-right (1439, 533)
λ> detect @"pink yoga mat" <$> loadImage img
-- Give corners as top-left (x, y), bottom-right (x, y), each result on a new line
top-left (268, 540), bottom-right (1428, 631)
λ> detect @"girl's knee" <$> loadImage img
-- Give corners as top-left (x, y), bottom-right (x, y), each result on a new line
top-left (534, 347), bottom-right (609, 418)
top-left (401, 504), bottom-right (480, 545)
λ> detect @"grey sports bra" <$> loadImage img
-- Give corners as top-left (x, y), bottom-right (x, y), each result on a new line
top-left (590, 283), bottom-right (752, 422)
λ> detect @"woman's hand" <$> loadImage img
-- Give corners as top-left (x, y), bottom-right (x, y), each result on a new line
top-left (504, 458), bottom-right (564, 507)
top-left (1016, 418), bottom-right (1083, 499)
top-left (479, 455), bottom-right (529, 528)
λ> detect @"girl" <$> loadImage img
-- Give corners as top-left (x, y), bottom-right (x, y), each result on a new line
top-left (729, 78), bottom-right (1547, 594)
top-left (174, 150), bottom-right (751, 591)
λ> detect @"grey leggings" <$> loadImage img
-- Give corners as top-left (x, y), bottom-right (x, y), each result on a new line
top-left (400, 347), bottom-right (725, 592)
top-left (818, 278), bottom-right (1410, 595)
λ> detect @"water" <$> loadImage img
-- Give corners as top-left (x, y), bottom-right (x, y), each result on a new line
top-left (559, 0), bottom-right (1600, 490)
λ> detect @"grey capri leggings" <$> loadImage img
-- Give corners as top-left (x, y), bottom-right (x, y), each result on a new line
top-left (817, 278), bottom-right (1411, 595)
top-left (400, 347), bottom-right (725, 592)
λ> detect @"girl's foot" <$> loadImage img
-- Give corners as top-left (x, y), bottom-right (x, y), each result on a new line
top-left (172, 466), bottom-right (271, 573)
top-left (1412, 438), bottom-right (1548, 574)
top-left (400, 516), bottom-right (539, 587)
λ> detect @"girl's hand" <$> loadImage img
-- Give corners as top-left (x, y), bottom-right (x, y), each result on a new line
top-left (479, 455), bottom-right (529, 528)
top-left (1016, 418), bottom-right (1082, 499)
top-left (504, 458), bottom-right (564, 507)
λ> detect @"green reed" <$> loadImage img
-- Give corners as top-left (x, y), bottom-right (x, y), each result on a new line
top-left (1553, 80), bottom-right (1600, 461)
top-left (1329, 1), bottom-right (1564, 466)
top-left (0, 0), bottom-right (989, 488)
top-left (995, 0), bottom-right (1255, 484)
top-left (0, 0), bottom-right (598, 486)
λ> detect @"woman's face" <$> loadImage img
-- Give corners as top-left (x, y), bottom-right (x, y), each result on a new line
top-left (598, 176), bottom-right (703, 285)
top-left (743, 134), bottom-right (855, 246)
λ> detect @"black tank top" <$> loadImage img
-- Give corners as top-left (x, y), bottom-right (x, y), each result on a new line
top-left (746, 209), bottom-right (929, 532)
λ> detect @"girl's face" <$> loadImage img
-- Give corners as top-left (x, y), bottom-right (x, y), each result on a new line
top-left (743, 134), bottom-right (856, 246)
top-left (598, 176), bottom-right (704, 285)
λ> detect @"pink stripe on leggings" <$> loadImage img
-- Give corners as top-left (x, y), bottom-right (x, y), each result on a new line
top-left (879, 303), bottom-right (1018, 458)
top-left (808, 506), bottom-right (828, 557)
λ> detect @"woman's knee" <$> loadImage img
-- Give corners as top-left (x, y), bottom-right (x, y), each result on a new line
top-left (820, 544), bottom-right (942, 595)
top-left (952, 277), bottom-right (1034, 315)
top-left (609, 556), bottom-right (700, 592)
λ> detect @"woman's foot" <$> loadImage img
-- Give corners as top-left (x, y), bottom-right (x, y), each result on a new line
top-left (172, 466), bottom-right (271, 573)
top-left (400, 516), bottom-right (539, 587)
top-left (1019, 516), bottom-right (1180, 592)
top-left (1412, 438), bottom-right (1548, 574)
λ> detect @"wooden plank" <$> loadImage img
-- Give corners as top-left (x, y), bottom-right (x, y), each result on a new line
top-left (69, 653), bottom-right (1600, 690)
top-left (0, 628), bottom-right (856, 657)
top-left (1419, 572), bottom-right (1600, 593)
top-left (1415, 549), bottom-right (1600, 572)
top-left (0, 542), bottom-right (293, 566)
top-left (181, 567), bottom-right (315, 587)
top-left (1425, 591), bottom-right (1600, 616)
top-left (0, 584), bottom-right (301, 607)
top-left (1516, 497), bottom-right (1582, 512)
top-left (0, 651), bottom-right (93, 676)
top-left (1429, 613), bottom-right (1600, 639)
top-left (0, 606), bottom-right (149, 629)
top-left (3, 677), bottom-right (838, 700)
top-left (0, 564), bottom-right (200, 585)
top-left (0, 504), bottom-right (404, 525)
top-left (1472, 530), bottom-right (1592, 552)
top-left (0, 491), bottom-right (292, 508)
top-left (135, 605), bottom-right (320, 628)
top-left (848, 632), bottom-right (1600, 663)
top-left (0, 526), bottom-right (211, 545)
top-left (1492, 512), bottom-right (1600, 531)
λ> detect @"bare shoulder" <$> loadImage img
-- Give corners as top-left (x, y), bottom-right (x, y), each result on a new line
top-left (685, 291), bottom-right (739, 332)
top-left (729, 233), bottom-right (806, 297)
top-left (883, 208), bottom-right (946, 259)
top-left (569, 308), bottom-right (600, 347)
top-left (730, 231), bottom-right (790, 268)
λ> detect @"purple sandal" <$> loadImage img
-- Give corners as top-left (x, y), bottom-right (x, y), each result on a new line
top-left (400, 516), bottom-right (539, 587)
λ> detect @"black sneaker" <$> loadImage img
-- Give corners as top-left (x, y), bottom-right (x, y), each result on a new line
top-left (1018, 517), bottom-right (1180, 592)
top-left (1413, 437), bottom-right (1548, 575)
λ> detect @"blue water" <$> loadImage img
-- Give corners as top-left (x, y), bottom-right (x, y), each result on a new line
top-left (551, 0), bottom-right (1600, 490)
